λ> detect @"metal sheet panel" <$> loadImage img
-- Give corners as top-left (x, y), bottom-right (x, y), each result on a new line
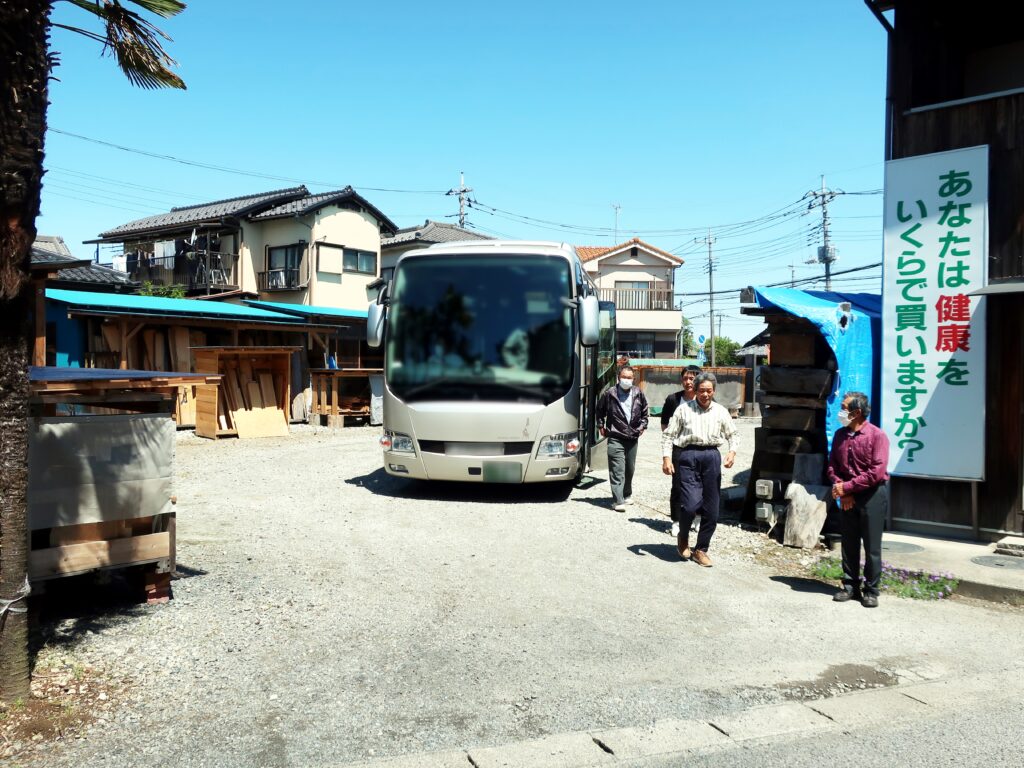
top-left (28, 414), bottom-right (173, 530)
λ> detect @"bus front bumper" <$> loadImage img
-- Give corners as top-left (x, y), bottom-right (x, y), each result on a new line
top-left (381, 451), bottom-right (579, 483)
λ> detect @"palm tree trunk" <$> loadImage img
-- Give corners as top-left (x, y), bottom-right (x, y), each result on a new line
top-left (0, 0), bottom-right (51, 701)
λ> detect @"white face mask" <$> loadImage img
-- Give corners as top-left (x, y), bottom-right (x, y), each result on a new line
top-left (838, 409), bottom-right (851, 427)
top-left (619, 378), bottom-right (633, 391)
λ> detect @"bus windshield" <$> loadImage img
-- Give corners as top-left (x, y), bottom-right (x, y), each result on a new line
top-left (386, 255), bottom-right (574, 403)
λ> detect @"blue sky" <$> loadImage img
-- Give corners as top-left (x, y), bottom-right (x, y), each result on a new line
top-left (39, 0), bottom-right (890, 345)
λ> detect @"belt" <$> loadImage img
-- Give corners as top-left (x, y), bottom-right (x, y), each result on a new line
top-left (674, 443), bottom-right (719, 450)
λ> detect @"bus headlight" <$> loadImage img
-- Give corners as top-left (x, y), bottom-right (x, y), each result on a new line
top-left (537, 433), bottom-right (581, 459)
top-left (380, 431), bottom-right (415, 454)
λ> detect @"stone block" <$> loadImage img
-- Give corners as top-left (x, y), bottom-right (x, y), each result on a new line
top-left (783, 483), bottom-right (830, 548)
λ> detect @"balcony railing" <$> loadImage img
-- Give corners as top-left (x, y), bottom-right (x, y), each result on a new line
top-left (599, 286), bottom-right (675, 310)
top-left (257, 267), bottom-right (307, 292)
top-left (125, 250), bottom-right (239, 294)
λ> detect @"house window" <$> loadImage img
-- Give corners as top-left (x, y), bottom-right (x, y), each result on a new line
top-left (267, 243), bottom-right (304, 289)
top-left (618, 331), bottom-right (654, 359)
top-left (344, 248), bottom-right (376, 275)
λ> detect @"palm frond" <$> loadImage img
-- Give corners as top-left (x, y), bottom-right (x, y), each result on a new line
top-left (58, 0), bottom-right (186, 89)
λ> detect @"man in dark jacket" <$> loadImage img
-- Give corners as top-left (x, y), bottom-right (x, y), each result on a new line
top-left (596, 365), bottom-right (649, 512)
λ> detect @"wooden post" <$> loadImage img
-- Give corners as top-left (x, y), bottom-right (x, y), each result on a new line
top-left (33, 279), bottom-right (46, 366)
top-left (119, 320), bottom-right (128, 369)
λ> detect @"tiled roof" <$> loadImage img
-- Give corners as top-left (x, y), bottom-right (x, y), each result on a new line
top-left (382, 220), bottom-right (492, 248)
top-left (249, 187), bottom-right (398, 235)
top-left (52, 263), bottom-right (136, 287)
top-left (577, 238), bottom-right (683, 265)
top-left (30, 235), bottom-right (82, 265)
top-left (97, 186), bottom-right (310, 239)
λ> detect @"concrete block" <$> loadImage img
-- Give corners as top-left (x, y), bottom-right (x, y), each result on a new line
top-left (709, 702), bottom-right (832, 741)
top-left (591, 719), bottom-right (728, 759)
top-left (755, 502), bottom-right (774, 521)
top-left (994, 535), bottom-right (1024, 557)
top-left (807, 688), bottom-right (930, 726)
top-left (792, 453), bottom-right (826, 485)
top-left (468, 732), bottom-right (614, 768)
top-left (899, 673), bottom-right (1012, 709)
top-left (755, 478), bottom-right (778, 499)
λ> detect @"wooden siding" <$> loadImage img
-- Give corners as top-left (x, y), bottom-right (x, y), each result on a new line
top-left (888, 3), bottom-right (1024, 537)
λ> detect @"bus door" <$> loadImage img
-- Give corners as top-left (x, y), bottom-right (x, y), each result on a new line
top-left (583, 300), bottom-right (617, 473)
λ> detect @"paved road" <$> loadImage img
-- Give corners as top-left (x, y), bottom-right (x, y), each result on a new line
top-left (28, 424), bottom-right (1024, 767)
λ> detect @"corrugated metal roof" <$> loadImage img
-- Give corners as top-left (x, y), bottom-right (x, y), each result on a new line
top-left (382, 220), bottom-right (493, 247)
top-left (46, 287), bottom-right (311, 323)
top-left (97, 186), bottom-right (309, 239)
top-left (244, 300), bottom-right (367, 320)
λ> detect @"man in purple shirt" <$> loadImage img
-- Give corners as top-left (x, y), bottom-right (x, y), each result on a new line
top-left (827, 392), bottom-right (890, 608)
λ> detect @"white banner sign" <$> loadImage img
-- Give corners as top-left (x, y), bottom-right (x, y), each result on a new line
top-left (882, 145), bottom-right (988, 480)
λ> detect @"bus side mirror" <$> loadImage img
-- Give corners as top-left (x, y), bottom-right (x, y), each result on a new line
top-left (367, 301), bottom-right (386, 348)
top-left (578, 294), bottom-right (599, 346)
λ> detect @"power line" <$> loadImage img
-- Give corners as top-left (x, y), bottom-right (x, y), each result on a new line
top-left (48, 127), bottom-right (450, 195)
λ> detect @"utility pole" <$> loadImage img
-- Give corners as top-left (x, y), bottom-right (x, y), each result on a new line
top-left (695, 229), bottom-right (717, 367)
top-left (717, 313), bottom-right (723, 342)
top-left (805, 175), bottom-right (839, 291)
top-left (612, 203), bottom-right (621, 243)
top-left (446, 171), bottom-right (473, 228)
top-left (790, 261), bottom-right (796, 287)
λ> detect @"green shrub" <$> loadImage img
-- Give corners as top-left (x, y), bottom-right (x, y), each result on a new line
top-left (811, 557), bottom-right (959, 600)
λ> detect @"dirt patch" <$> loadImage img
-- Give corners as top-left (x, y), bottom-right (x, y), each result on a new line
top-left (0, 650), bottom-right (127, 763)
top-left (776, 663), bottom-right (900, 701)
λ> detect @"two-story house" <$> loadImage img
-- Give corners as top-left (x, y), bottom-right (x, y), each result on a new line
top-left (577, 238), bottom-right (684, 358)
top-left (380, 220), bottom-right (492, 282)
top-left (91, 185), bottom-right (397, 310)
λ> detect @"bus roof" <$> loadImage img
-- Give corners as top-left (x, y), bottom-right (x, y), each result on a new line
top-left (405, 240), bottom-right (578, 259)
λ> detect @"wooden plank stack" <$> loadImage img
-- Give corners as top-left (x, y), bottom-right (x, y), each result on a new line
top-left (194, 347), bottom-right (296, 439)
top-left (742, 313), bottom-right (833, 524)
top-left (88, 322), bottom-right (205, 427)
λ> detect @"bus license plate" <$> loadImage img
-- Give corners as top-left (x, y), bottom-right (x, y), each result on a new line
top-left (482, 461), bottom-right (522, 483)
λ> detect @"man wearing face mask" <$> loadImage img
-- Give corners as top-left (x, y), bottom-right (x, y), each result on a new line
top-left (827, 392), bottom-right (890, 608)
top-left (596, 365), bottom-right (649, 512)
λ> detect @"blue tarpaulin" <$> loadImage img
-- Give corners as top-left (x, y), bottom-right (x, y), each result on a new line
top-left (750, 288), bottom-right (881, 450)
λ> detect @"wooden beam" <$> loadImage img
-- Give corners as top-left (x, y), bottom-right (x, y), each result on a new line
top-left (29, 532), bottom-right (170, 581)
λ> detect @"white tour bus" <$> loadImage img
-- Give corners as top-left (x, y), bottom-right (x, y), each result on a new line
top-left (366, 240), bottom-right (617, 483)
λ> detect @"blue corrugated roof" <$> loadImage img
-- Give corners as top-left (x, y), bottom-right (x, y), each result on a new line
top-left (46, 288), bottom-right (311, 324)
top-left (244, 300), bottom-right (368, 320)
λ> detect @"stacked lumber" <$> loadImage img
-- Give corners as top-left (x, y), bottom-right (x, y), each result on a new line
top-left (194, 348), bottom-right (292, 439)
top-left (91, 324), bottom-right (204, 426)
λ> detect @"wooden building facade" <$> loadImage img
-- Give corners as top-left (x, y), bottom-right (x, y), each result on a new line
top-left (869, 1), bottom-right (1024, 538)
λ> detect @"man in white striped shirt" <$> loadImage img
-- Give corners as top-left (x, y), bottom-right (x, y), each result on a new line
top-left (661, 372), bottom-right (739, 567)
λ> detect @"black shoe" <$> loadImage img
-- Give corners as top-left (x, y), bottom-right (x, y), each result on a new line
top-left (833, 590), bottom-right (859, 603)
top-left (861, 594), bottom-right (879, 608)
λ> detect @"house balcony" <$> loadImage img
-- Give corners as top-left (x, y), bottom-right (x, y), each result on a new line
top-left (125, 250), bottom-right (239, 295)
top-left (599, 286), bottom-right (675, 311)
top-left (257, 266), bottom-right (308, 292)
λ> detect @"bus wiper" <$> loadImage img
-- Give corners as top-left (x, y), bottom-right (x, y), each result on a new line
top-left (471, 380), bottom-right (550, 401)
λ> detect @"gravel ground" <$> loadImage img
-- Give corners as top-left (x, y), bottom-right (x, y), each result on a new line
top-left (15, 418), bottom-right (1024, 767)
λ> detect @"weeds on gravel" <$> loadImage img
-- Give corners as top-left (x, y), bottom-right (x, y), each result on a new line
top-left (811, 557), bottom-right (959, 599)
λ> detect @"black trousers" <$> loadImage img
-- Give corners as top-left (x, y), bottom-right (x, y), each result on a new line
top-left (672, 445), bottom-right (720, 552)
top-left (840, 485), bottom-right (887, 597)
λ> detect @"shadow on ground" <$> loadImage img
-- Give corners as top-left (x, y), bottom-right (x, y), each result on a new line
top-left (627, 543), bottom-right (684, 563)
top-left (345, 468), bottom-right (583, 503)
top-left (769, 575), bottom-right (836, 595)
